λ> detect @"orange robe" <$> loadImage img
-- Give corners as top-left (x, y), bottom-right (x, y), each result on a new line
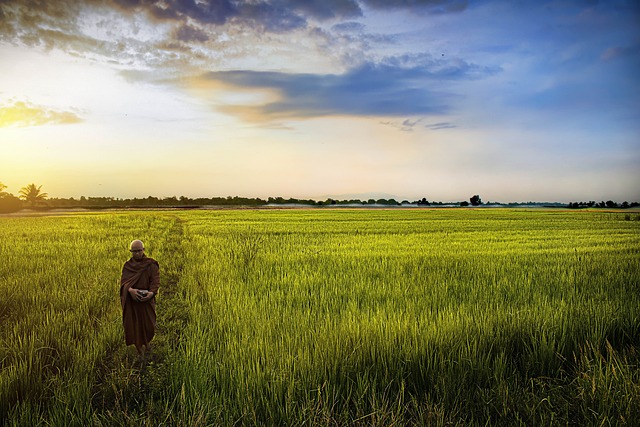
top-left (120, 256), bottom-right (160, 349)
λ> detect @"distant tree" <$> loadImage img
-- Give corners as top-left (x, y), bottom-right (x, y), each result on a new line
top-left (622, 201), bottom-right (629, 209)
top-left (19, 183), bottom-right (48, 207)
top-left (470, 195), bottom-right (482, 206)
top-left (460, 201), bottom-right (470, 207)
top-left (0, 182), bottom-right (23, 213)
top-left (0, 194), bottom-right (21, 213)
top-left (0, 182), bottom-right (15, 199)
top-left (605, 200), bottom-right (618, 208)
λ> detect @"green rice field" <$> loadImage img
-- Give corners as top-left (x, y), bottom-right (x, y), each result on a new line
top-left (1, 209), bottom-right (639, 425)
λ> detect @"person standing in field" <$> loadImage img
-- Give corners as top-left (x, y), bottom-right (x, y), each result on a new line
top-left (120, 240), bottom-right (160, 356)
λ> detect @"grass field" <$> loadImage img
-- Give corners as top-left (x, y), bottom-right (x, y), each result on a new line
top-left (1, 209), bottom-right (639, 426)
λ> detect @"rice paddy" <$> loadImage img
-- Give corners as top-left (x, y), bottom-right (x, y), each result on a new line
top-left (1, 209), bottom-right (638, 425)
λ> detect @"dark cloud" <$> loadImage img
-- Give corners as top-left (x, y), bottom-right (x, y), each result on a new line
top-left (425, 121), bottom-right (456, 130)
top-left (0, 0), bottom-right (404, 43)
top-left (173, 0), bottom-right (238, 25)
top-left (207, 67), bottom-right (445, 119)
top-left (27, 0), bottom-right (358, 27)
top-left (122, 0), bottom-right (363, 31)
top-left (395, 118), bottom-right (456, 131)
top-left (0, 0), bottom-right (483, 92)
top-left (331, 21), bottom-right (365, 33)
top-left (361, 0), bottom-right (467, 13)
top-left (0, 0), bottom-right (365, 52)
top-left (379, 53), bottom-right (501, 80)
top-left (111, 0), bottom-right (238, 25)
top-left (289, 0), bottom-right (362, 21)
top-left (402, 118), bottom-right (422, 127)
top-left (237, 2), bottom-right (307, 32)
top-left (381, 117), bottom-right (457, 132)
top-left (202, 55), bottom-right (496, 120)
top-left (175, 24), bottom-right (209, 42)
top-left (399, 118), bottom-right (423, 131)
top-left (0, 0), bottom-right (469, 70)
top-left (0, 1), bottom-right (82, 43)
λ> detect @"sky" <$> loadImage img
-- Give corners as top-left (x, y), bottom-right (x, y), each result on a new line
top-left (0, 0), bottom-right (638, 203)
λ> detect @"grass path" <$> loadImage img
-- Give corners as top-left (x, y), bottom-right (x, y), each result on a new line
top-left (90, 215), bottom-right (192, 425)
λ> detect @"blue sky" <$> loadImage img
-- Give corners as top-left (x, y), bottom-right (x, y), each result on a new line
top-left (0, 0), bottom-right (638, 202)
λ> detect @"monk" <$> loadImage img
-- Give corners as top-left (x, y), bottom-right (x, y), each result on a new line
top-left (120, 240), bottom-right (160, 355)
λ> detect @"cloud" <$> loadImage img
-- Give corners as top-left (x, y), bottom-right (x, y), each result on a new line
top-left (400, 118), bottom-right (456, 131)
top-left (0, 0), bottom-right (363, 40)
top-left (111, 0), bottom-right (238, 25)
top-left (396, 118), bottom-right (425, 131)
top-left (382, 118), bottom-right (456, 132)
top-left (361, 0), bottom-right (468, 13)
top-left (0, 0), bottom-right (483, 83)
top-left (402, 118), bottom-right (423, 127)
top-left (0, 101), bottom-right (83, 127)
top-left (425, 121), bottom-right (456, 130)
top-left (331, 21), bottom-right (365, 33)
top-left (0, 0), bottom-right (464, 52)
top-left (601, 43), bottom-right (640, 61)
top-left (379, 53), bottom-right (500, 79)
top-left (0, 0), bottom-right (364, 73)
top-left (198, 54), bottom-right (498, 121)
top-left (175, 23), bottom-right (209, 43)
top-left (122, 0), bottom-right (363, 28)
top-left (211, 70), bottom-right (446, 120)
top-left (300, 0), bottom-right (362, 19)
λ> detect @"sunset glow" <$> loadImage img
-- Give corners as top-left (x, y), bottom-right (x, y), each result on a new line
top-left (1, 1), bottom-right (638, 202)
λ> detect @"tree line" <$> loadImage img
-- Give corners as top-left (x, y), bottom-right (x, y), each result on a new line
top-left (1, 182), bottom-right (638, 213)
top-left (0, 183), bottom-right (48, 213)
top-left (566, 200), bottom-right (639, 209)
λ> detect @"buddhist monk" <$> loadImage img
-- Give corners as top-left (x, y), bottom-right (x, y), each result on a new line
top-left (120, 240), bottom-right (160, 355)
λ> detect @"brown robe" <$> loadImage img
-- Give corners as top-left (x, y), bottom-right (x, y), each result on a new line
top-left (120, 256), bottom-right (160, 349)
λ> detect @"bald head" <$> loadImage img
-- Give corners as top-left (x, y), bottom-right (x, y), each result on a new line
top-left (129, 240), bottom-right (145, 260)
top-left (130, 240), bottom-right (144, 250)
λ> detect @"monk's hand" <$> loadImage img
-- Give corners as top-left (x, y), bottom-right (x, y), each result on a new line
top-left (139, 291), bottom-right (154, 302)
top-left (128, 288), bottom-right (143, 302)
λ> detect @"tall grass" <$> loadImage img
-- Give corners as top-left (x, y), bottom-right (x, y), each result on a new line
top-left (169, 209), bottom-right (640, 425)
top-left (1, 209), bottom-right (638, 425)
top-left (0, 213), bottom-right (183, 425)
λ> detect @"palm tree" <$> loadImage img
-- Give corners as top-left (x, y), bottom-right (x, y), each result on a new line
top-left (19, 183), bottom-right (48, 207)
